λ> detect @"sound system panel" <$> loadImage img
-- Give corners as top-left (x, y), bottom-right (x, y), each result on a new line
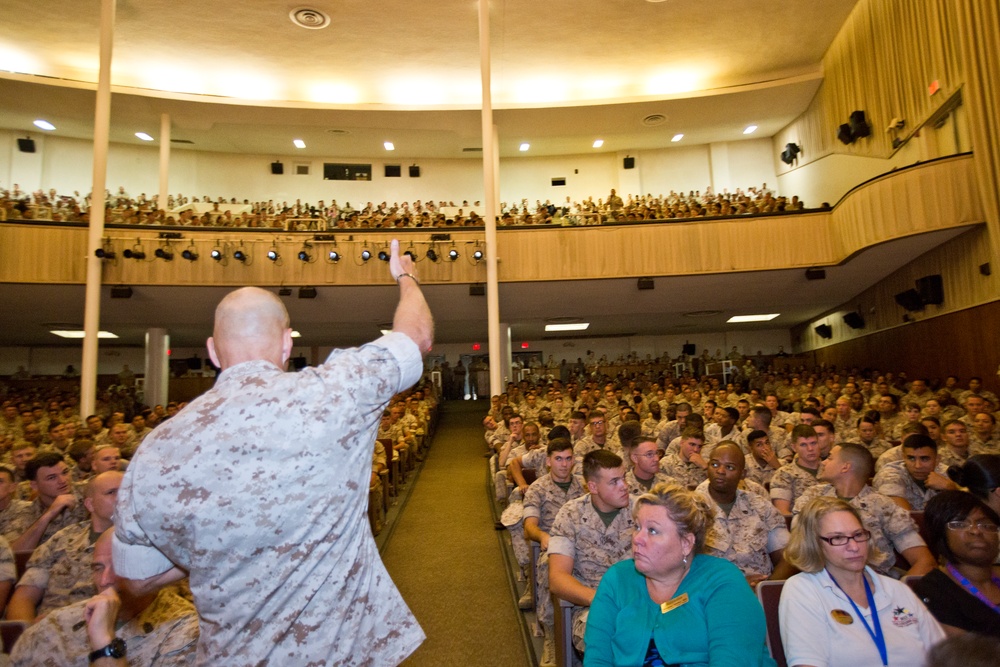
top-left (623, 156), bottom-right (635, 169)
top-left (805, 268), bottom-right (826, 281)
top-left (384, 165), bottom-right (401, 178)
top-left (637, 278), bottom-right (654, 290)
top-left (270, 161), bottom-right (283, 175)
top-left (469, 283), bottom-right (485, 296)
top-left (409, 165), bottom-right (421, 177)
top-left (17, 138), bottom-right (36, 153)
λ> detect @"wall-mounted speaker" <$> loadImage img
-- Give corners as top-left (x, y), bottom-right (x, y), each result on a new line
top-left (814, 324), bottom-right (833, 339)
top-left (637, 278), bottom-right (654, 290)
top-left (270, 161), bottom-right (283, 175)
top-left (384, 165), bottom-right (401, 178)
top-left (469, 283), bottom-right (485, 296)
top-left (842, 312), bottom-right (865, 329)
top-left (849, 110), bottom-right (871, 138)
top-left (894, 289), bottom-right (925, 312)
top-left (682, 343), bottom-right (696, 355)
top-left (17, 138), bottom-right (36, 153)
top-left (837, 124), bottom-right (854, 145)
top-left (623, 156), bottom-right (635, 169)
top-left (915, 274), bottom-right (943, 305)
top-left (980, 262), bottom-right (992, 276)
top-left (409, 165), bottom-right (420, 177)
top-left (805, 268), bottom-right (826, 281)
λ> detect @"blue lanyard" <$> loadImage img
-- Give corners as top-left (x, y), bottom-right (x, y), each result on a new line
top-left (829, 570), bottom-right (888, 666)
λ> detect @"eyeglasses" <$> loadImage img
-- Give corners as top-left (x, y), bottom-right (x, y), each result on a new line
top-left (819, 530), bottom-right (871, 546)
top-left (947, 520), bottom-right (1000, 533)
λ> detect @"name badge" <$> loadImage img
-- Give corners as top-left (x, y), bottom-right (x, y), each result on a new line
top-left (660, 592), bottom-right (689, 614)
top-left (830, 609), bottom-right (853, 625)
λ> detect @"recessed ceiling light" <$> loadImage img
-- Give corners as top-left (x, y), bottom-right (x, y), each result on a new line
top-left (33, 120), bottom-right (56, 131)
top-left (384, 141), bottom-right (395, 151)
top-left (592, 139), bottom-right (604, 148)
top-left (293, 139), bottom-right (306, 148)
top-left (727, 314), bottom-right (779, 323)
top-left (50, 330), bottom-right (119, 339)
top-left (135, 132), bottom-right (154, 141)
top-left (743, 125), bottom-right (758, 135)
top-left (545, 323), bottom-right (589, 332)
top-left (519, 143), bottom-right (530, 152)
top-left (671, 133), bottom-right (684, 142)
top-left (290, 330), bottom-right (302, 338)
top-left (380, 329), bottom-right (392, 336)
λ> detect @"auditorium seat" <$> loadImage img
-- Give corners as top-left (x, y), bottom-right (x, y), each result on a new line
top-left (552, 594), bottom-right (579, 667)
top-left (756, 579), bottom-right (787, 667)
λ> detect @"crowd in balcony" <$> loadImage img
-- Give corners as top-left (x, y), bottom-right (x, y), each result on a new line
top-left (0, 182), bottom-right (813, 231)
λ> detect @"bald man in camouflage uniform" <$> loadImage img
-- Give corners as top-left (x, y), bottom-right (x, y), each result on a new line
top-left (113, 241), bottom-right (433, 667)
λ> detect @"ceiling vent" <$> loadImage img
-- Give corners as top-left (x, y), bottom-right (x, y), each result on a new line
top-left (462, 147), bottom-right (483, 152)
top-left (170, 139), bottom-right (194, 144)
top-left (289, 8), bottom-right (331, 29)
top-left (641, 114), bottom-right (667, 127)
top-left (326, 129), bottom-right (350, 135)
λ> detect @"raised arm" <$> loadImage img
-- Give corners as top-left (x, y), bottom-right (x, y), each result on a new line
top-left (389, 239), bottom-right (434, 354)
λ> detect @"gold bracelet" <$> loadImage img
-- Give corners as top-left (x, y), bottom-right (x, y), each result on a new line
top-left (396, 272), bottom-right (420, 285)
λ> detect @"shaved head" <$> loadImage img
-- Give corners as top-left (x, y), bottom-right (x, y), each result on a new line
top-left (208, 287), bottom-right (292, 369)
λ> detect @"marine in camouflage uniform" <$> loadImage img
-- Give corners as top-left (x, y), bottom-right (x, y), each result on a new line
top-left (548, 494), bottom-right (637, 652)
top-left (658, 452), bottom-right (707, 489)
top-left (695, 482), bottom-right (788, 578)
top-left (872, 459), bottom-right (948, 511)
top-left (624, 468), bottom-right (672, 496)
top-left (768, 458), bottom-right (821, 510)
top-left (10, 587), bottom-right (198, 667)
top-left (114, 282), bottom-right (429, 667)
top-left (15, 520), bottom-right (98, 618)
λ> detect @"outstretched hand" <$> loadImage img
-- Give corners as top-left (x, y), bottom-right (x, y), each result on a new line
top-left (389, 239), bottom-right (416, 282)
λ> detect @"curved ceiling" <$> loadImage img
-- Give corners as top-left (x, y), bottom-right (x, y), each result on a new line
top-left (1, 0), bottom-right (858, 109)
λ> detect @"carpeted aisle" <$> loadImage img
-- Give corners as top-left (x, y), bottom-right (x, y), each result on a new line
top-left (381, 399), bottom-right (532, 667)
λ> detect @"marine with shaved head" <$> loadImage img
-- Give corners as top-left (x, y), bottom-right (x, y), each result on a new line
top-left (113, 239), bottom-right (433, 666)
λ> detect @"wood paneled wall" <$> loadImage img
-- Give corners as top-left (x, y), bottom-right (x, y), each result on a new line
top-left (809, 299), bottom-right (1000, 393)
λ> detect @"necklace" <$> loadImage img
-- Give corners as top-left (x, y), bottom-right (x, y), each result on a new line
top-left (945, 563), bottom-right (1000, 613)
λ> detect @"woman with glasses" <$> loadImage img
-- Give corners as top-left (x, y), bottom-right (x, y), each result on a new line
top-left (779, 496), bottom-right (944, 666)
top-left (911, 490), bottom-right (1000, 637)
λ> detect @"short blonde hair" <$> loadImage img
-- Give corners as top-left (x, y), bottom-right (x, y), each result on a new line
top-left (634, 482), bottom-right (713, 553)
top-left (785, 497), bottom-right (876, 573)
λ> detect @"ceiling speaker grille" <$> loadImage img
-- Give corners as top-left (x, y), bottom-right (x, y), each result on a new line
top-left (289, 8), bottom-right (331, 29)
top-left (642, 114), bottom-right (667, 127)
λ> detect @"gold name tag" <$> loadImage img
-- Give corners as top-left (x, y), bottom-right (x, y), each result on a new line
top-left (830, 609), bottom-right (854, 625)
top-left (660, 592), bottom-right (690, 614)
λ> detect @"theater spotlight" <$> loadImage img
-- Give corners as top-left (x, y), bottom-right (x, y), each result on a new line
top-left (360, 249), bottom-right (372, 262)
top-left (123, 244), bottom-right (146, 260)
top-left (154, 247), bottom-right (174, 261)
top-left (211, 247), bottom-right (224, 261)
top-left (377, 248), bottom-right (390, 262)
top-left (181, 245), bottom-right (198, 261)
top-left (472, 247), bottom-right (484, 262)
top-left (266, 246), bottom-right (280, 262)
top-left (404, 247), bottom-right (417, 260)
top-left (426, 248), bottom-right (439, 262)
top-left (233, 247), bottom-right (248, 263)
top-left (327, 249), bottom-right (341, 263)
top-left (94, 246), bottom-right (116, 260)
top-left (448, 247), bottom-right (459, 261)
top-left (297, 245), bottom-right (312, 262)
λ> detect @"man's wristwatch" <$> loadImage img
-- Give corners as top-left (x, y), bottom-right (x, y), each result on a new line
top-left (88, 638), bottom-right (126, 662)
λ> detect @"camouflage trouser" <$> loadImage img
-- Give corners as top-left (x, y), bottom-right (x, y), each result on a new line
top-left (494, 469), bottom-right (511, 502)
top-left (571, 607), bottom-right (589, 653)
top-left (507, 519), bottom-right (530, 568)
top-left (536, 551), bottom-right (552, 625)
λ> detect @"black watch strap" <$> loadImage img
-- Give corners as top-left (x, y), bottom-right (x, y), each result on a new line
top-left (88, 637), bottom-right (127, 662)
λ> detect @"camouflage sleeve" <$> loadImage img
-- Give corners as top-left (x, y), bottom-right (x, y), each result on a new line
top-left (18, 533), bottom-right (60, 590)
top-left (0, 536), bottom-right (15, 583)
top-left (547, 501), bottom-right (579, 559)
top-left (872, 465), bottom-right (908, 499)
top-left (318, 332), bottom-right (423, 410)
top-left (880, 496), bottom-right (926, 552)
top-left (760, 500), bottom-right (790, 553)
top-left (522, 484), bottom-right (543, 520)
top-left (112, 472), bottom-right (176, 581)
top-left (769, 468), bottom-right (793, 502)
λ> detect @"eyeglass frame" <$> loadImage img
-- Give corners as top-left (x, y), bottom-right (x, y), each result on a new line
top-left (818, 529), bottom-right (872, 546)
top-left (946, 520), bottom-right (1000, 534)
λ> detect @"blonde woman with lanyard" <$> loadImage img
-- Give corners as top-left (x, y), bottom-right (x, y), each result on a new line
top-left (779, 496), bottom-right (944, 667)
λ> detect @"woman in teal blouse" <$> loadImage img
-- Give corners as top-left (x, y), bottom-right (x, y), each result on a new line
top-left (584, 483), bottom-right (775, 666)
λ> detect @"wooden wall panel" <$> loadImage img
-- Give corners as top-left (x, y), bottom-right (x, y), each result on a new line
top-left (809, 299), bottom-right (1000, 393)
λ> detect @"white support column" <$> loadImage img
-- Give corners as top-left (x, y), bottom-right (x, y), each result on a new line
top-left (479, 0), bottom-right (502, 397)
top-left (144, 328), bottom-right (170, 408)
top-left (80, 0), bottom-right (116, 416)
top-left (159, 113), bottom-right (170, 212)
top-left (500, 323), bottom-right (512, 385)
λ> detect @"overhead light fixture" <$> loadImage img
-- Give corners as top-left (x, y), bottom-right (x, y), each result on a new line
top-left (33, 120), bottom-right (56, 131)
top-left (290, 330), bottom-right (302, 338)
top-left (267, 246), bottom-right (280, 262)
top-left (233, 247), bottom-right (248, 263)
top-left (727, 314), bottom-right (779, 323)
top-left (135, 132), bottom-right (154, 141)
top-left (519, 143), bottom-right (530, 151)
top-left (360, 249), bottom-right (372, 262)
top-left (50, 330), bottom-right (119, 339)
top-left (671, 133), bottom-right (684, 142)
top-left (298, 287), bottom-right (317, 299)
top-left (384, 141), bottom-right (395, 151)
top-left (380, 329), bottom-right (392, 336)
top-left (154, 247), bottom-right (174, 261)
top-left (426, 248), bottom-right (439, 262)
top-left (545, 323), bottom-right (590, 332)
top-left (181, 245), bottom-right (198, 261)
top-left (743, 125), bottom-right (758, 135)
top-left (293, 139), bottom-right (306, 149)
top-left (447, 247), bottom-right (459, 261)
top-left (592, 139), bottom-right (604, 148)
